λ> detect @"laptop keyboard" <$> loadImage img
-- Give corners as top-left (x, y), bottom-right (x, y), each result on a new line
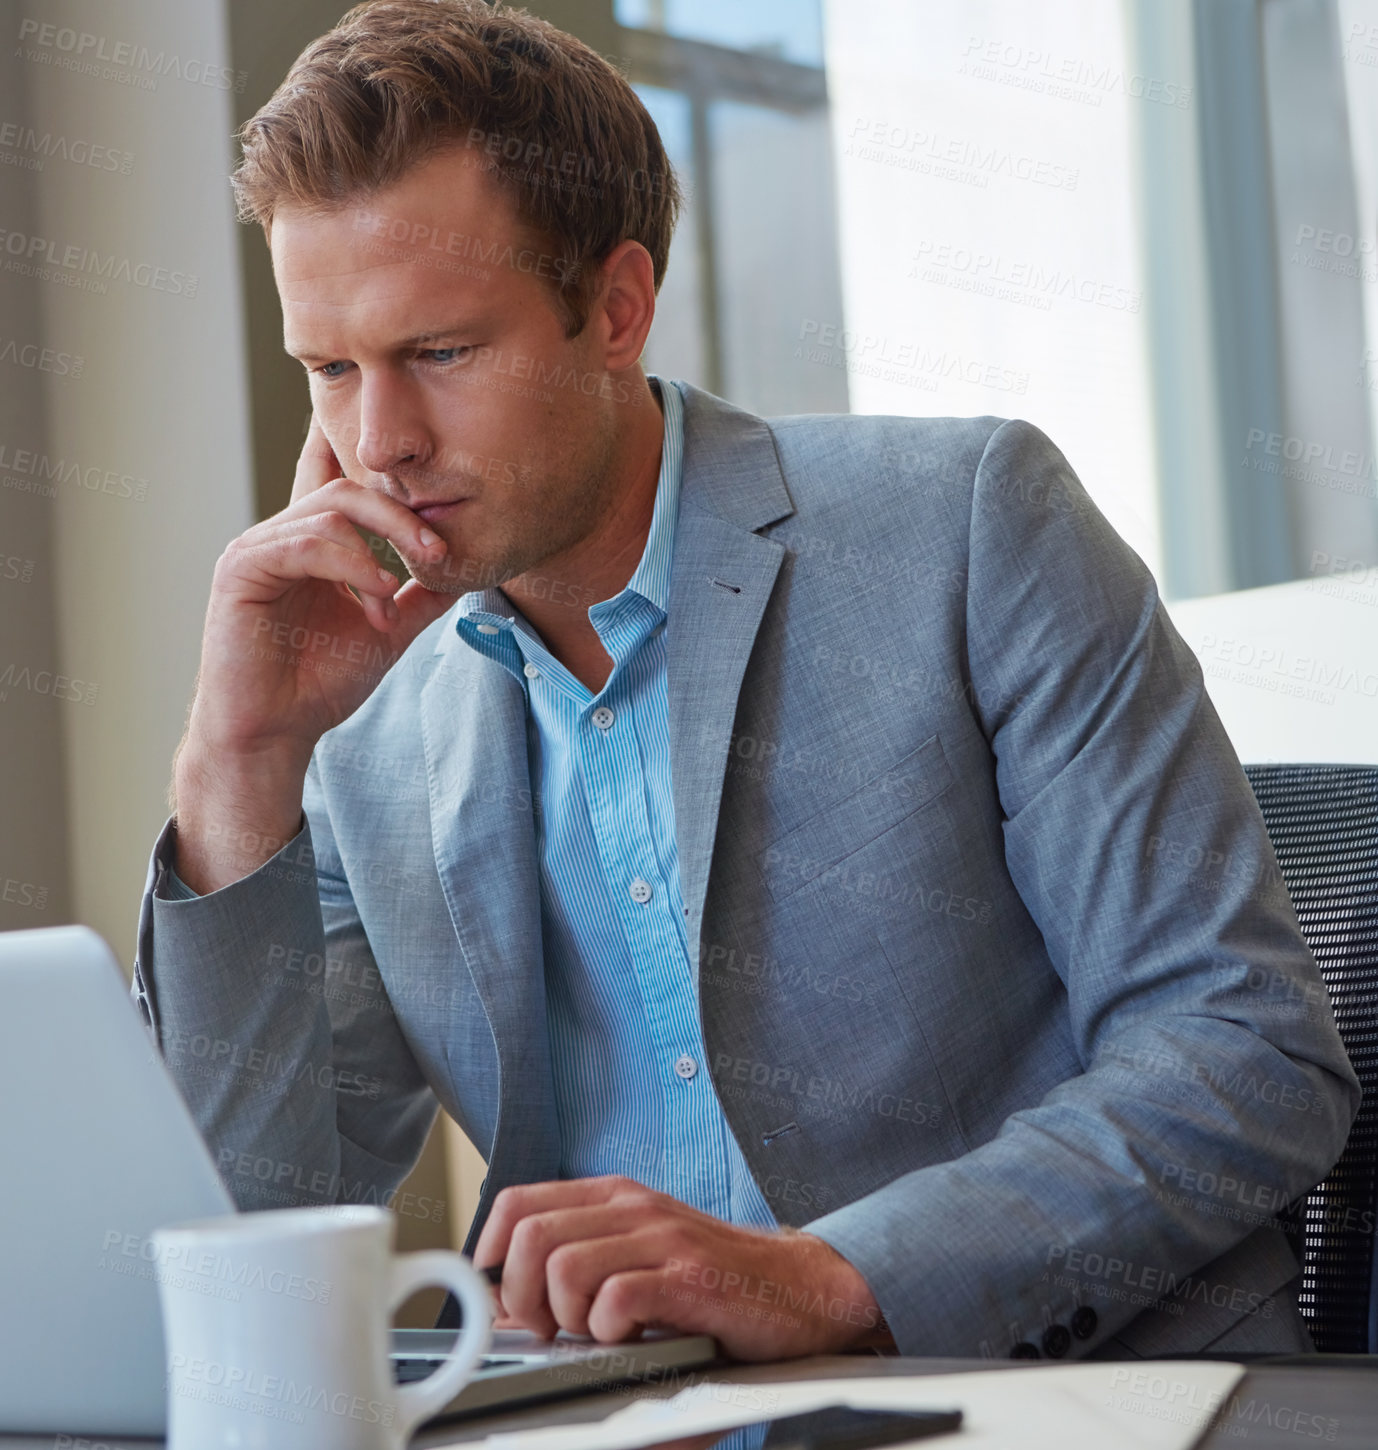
top-left (393, 1354), bottom-right (529, 1384)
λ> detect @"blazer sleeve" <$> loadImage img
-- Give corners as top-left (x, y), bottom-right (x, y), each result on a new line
top-left (131, 756), bottom-right (438, 1212)
top-left (803, 418), bottom-right (1361, 1355)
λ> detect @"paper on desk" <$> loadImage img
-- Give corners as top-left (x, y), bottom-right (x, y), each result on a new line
top-left (448, 1360), bottom-right (1246, 1450)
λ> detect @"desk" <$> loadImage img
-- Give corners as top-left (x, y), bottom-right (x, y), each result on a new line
top-left (411, 1356), bottom-right (1378, 1450)
top-left (4, 1356), bottom-right (1374, 1448)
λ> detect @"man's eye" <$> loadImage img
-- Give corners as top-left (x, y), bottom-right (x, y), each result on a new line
top-left (423, 346), bottom-right (473, 364)
top-left (312, 361), bottom-right (352, 380)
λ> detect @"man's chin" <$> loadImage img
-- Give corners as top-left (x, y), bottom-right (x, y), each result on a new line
top-left (399, 551), bottom-right (510, 597)
top-left (404, 571), bottom-right (467, 597)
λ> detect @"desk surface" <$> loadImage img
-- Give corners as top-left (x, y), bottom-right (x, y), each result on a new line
top-left (5, 1356), bottom-right (1375, 1448)
top-left (415, 1355), bottom-right (1378, 1450)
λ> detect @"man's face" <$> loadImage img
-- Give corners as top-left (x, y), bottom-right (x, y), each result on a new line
top-left (271, 144), bottom-right (639, 596)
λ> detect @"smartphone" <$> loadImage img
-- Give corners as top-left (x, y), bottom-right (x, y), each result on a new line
top-left (648, 1402), bottom-right (963, 1450)
top-left (758, 1405), bottom-right (962, 1449)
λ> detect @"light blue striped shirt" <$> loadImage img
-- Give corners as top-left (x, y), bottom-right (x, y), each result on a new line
top-left (455, 376), bottom-right (778, 1233)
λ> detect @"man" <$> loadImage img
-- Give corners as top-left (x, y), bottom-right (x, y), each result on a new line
top-left (134, 0), bottom-right (1359, 1363)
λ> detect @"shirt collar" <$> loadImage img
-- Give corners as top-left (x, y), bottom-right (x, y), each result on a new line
top-left (618, 373), bottom-right (682, 616)
top-left (454, 374), bottom-right (682, 640)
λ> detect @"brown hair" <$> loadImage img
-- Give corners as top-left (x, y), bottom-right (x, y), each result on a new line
top-left (232, 0), bottom-right (682, 337)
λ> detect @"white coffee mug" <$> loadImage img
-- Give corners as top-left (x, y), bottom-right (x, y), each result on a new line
top-left (151, 1204), bottom-right (492, 1450)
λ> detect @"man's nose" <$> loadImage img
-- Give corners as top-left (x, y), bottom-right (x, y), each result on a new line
top-left (355, 376), bottom-right (427, 476)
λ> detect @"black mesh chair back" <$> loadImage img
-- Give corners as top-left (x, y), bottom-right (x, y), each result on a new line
top-left (1243, 763), bottom-right (1378, 1353)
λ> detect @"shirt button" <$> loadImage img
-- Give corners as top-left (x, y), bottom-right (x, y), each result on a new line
top-left (523, 662), bottom-right (540, 679)
top-left (1041, 1324), bottom-right (1071, 1359)
top-left (675, 1055), bottom-right (698, 1080)
top-left (1070, 1306), bottom-right (1098, 1340)
top-left (476, 623), bottom-right (500, 636)
top-left (629, 877), bottom-right (653, 903)
top-left (591, 706), bottom-right (615, 730)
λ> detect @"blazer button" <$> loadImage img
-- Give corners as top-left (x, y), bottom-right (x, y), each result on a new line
top-left (1041, 1324), bottom-right (1071, 1359)
top-left (1009, 1342), bottom-right (1041, 1359)
top-left (1070, 1306), bottom-right (1098, 1340)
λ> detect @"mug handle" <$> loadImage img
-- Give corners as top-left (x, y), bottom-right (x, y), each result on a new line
top-left (387, 1250), bottom-right (494, 1436)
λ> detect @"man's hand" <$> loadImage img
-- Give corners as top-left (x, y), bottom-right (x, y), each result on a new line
top-left (472, 1176), bottom-right (889, 1361)
top-left (172, 415), bottom-right (457, 893)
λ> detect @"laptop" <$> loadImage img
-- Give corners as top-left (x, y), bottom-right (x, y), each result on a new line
top-left (0, 925), bottom-right (718, 1435)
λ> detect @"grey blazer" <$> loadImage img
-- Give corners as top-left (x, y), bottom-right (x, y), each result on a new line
top-left (134, 381), bottom-right (1360, 1360)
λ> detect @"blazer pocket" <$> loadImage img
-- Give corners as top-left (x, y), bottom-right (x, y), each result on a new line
top-left (759, 732), bottom-right (954, 904)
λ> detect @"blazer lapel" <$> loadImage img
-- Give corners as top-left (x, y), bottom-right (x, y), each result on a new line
top-left (419, 620), bottom-right (560, 1183)
top-left (667, 384), bottom-right (795, 966)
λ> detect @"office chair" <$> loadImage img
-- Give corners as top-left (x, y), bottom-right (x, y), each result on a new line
top-left (1243, 763), bottom-right (1378, 1354)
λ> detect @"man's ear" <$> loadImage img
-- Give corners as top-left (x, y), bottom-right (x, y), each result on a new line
top-left (591, 240), bottom-right (657, 374)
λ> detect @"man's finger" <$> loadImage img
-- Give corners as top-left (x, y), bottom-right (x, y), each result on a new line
top-left (275, 477), bottom-right (448, 566)
top-left (291, 413), bottom-right (344, 504)
top-left (499, 1206), bottom-right (669, 1332)
top-left (473, 1176), bottom-right (654, 1274)
top-left (390, 576), bottom-right (462, 643)
top-left (544, 1228), bottom-right (692, 1336)
top-left (587, 1267), bottom-right (673, 1344)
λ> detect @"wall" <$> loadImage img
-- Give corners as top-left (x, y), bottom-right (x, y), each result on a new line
top-left (3, 0), bottom-right (256, 958)
top-left (0, 0), bottom-right (70, 933)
